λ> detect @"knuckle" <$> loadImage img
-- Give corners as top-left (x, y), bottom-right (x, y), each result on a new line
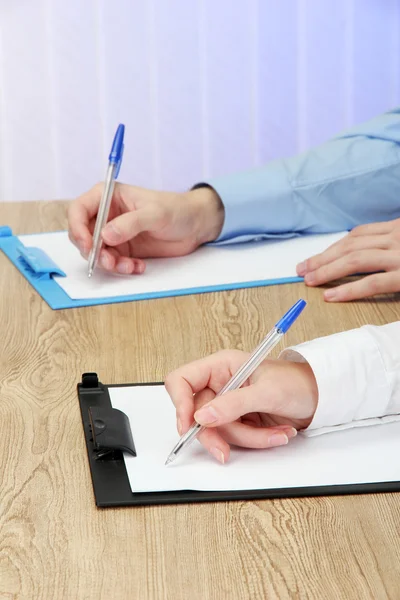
top-left (350, 225), bottom-right (363, 236)
top-left (346, 252), bottom-right (362, 271)
top-left (67, 198), bottom-right (78, 216)
top-left (156, 206), bottom-right (170, 228)
top-left (216, 349), bottom-right (240, 362)
top-left (338, 288), bottom-right (350, 301)
top-left (216, 349), bottom-right (231, 359)
top-left (310, 267), bottom-right (324, 283)
top-left (164, 373), bottom-right (175, 392)
top-left (366, 276), bottom-right (383, 295)
top-left (231, 349), bottom-right (247, 360)
top-left (342, 237), bottom-right (355, 252)
top-left (307, 259), bottom-right (318, 271)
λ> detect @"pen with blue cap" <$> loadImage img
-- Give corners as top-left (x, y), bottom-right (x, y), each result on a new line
top-left (87, 124), bottom-right (125, 278)
top-left (165, 299), bottom-right (307, 465)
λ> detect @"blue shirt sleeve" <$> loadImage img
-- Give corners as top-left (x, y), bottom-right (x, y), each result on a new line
top-left (199, 107), bottom-right (400, 244)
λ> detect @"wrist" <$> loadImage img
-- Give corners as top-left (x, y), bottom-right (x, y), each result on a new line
top-left (186, 186), bottom-right (225, 245)
top-left (273, 360), bottom-right (318, 429)
top-left (295, 362), bottom-right (319, 428)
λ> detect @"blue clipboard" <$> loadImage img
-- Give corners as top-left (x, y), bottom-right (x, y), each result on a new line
top-left (0, 226), bottom-right (303, 310)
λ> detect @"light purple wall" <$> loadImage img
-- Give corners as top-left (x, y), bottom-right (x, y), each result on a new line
top-left (0, 0), bottom-right (399, 201)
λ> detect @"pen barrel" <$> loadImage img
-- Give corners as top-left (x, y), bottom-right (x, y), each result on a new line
top-left (88, 164), bottom-right (116, 272)
top-left (217, 328), bottom-right (282, 397)
top-left (170, 422), bottom-right (204, 457)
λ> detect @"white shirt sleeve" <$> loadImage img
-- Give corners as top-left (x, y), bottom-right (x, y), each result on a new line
top-left (280, 322), bottom-right (400, 436)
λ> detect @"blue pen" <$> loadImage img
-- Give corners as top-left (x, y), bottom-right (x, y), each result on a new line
top-left (165, 299), bottom-right (307, 465)
top-left (87, 124), bottom-right (125, 277)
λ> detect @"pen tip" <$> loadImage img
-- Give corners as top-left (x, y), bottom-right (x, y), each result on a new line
top-left (165, 456), bottom-right (173, 466)
top-left (88, 271), bottom-right (92, 278)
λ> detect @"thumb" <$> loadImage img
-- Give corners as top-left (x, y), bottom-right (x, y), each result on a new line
top-left (102, 208), bottom-right (159, 246)
top-left (194, 386), bottom-right (274, 427)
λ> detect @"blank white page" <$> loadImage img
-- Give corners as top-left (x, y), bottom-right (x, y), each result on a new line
top-left (19, 231), bottom-right (346, 300)
top-left (109, 385), bottom-right (400, 494)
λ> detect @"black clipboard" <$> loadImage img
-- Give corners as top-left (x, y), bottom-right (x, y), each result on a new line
top-left (77, 373), bottom-right (400, 508)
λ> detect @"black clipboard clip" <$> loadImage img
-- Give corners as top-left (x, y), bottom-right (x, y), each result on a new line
top-left (80, 373), bottom-right (136, 460)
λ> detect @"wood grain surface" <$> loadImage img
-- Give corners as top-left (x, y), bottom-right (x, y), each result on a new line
top-left (1, 201), bottom-right (400, 600)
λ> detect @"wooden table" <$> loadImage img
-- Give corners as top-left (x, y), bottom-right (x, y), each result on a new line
top-left (1, 201), bottom-right (400, 600)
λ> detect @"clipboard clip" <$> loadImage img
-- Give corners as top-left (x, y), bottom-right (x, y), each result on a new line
top-left (17, 246), bottom-right (66, 280)
top-left (0, 226), bottom-right (13, 237)
top-left (80, 373), bottom-right (137, 461)
top-left (88, 406), bottom-right (136, 460)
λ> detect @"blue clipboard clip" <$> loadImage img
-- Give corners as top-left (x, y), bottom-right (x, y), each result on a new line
top-left (0, 226), bottom-right (66, 281)
top-left (17, 246), bottom-right (66, 281)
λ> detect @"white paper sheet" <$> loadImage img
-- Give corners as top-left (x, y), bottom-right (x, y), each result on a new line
top-left (19, 231), bottom-right (347, 301)
top-left (109, 385), bottom-right (400, 494)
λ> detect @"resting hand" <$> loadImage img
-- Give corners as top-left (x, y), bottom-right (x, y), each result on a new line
top-left (297, 220), bottom-right (400, 302)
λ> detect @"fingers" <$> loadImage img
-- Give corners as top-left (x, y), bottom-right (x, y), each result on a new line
top-left (196, 427), bottom-right (231, 464)
top-left (102, 206), bottom-right (165, 246)
top-left (97, 248), bottom-right (146, 275)
top-left (165, 350), bottom-right (246, 430)
top-left (297, 235), bottom-right (390, 276)
top-left (68, 185), bottom-right (103, 251)
top-left (302, 250), bottom-right (400, 287)
top-left (194, 386), bottom-right (278, 428)
top-left (68, 183), bottom-right (151, 273)
top-left (324, 272), bottom-right (400, 302)
top-left (219, 422), bottom-right (297, 449)
top-left (196, 421), bottom-right (297, 463)
top-left (195, 423), bottom-right (297, 463)
top-left (349, 220), bottom-right (396, 237)
top-left (165, 362), bottom-right (211, 434)
top-left (180, 388), bottom-right (232, 463)
top-left (192, 386), bottom-right (296, 453)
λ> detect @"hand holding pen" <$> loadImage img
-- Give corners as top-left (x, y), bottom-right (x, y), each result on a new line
top-left (165, 300), bottom-right (318, 465)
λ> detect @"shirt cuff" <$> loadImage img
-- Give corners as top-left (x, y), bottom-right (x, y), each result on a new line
top-left (193, 160), bottom-right (304, 244)
top-left (280, 326), bottom-right (392, 436)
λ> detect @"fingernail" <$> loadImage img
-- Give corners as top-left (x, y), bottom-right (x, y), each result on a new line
top-left (297, 261), bottom-right (307, 276)
top-left (304, 272), bottom-right (315, 284)
top-left (210, 447), bottom-right (225, 464)
top-left (194, 405), bottom-right (218, 425)
top-left (177, 418), bottom-right (182, 436)
top-left (100, 253), bottom-right (111, 269)
top-left (283, 427), bottom-right (297, 439)
top-left (103, 224), bottom-right (121, 243)
top-left (269, 433), bottom-right (289, 447)
top-left (77, 240), bottom-right (89, 256)
top-left (117, 262), bottom-right (132, 274)
top-left (134, 261), bottom-right (145, 275)
top-left (324, 289), bottom-right (337, 301)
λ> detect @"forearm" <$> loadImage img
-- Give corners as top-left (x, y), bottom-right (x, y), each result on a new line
top-left (197, 108), bottom-right (400, 243)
